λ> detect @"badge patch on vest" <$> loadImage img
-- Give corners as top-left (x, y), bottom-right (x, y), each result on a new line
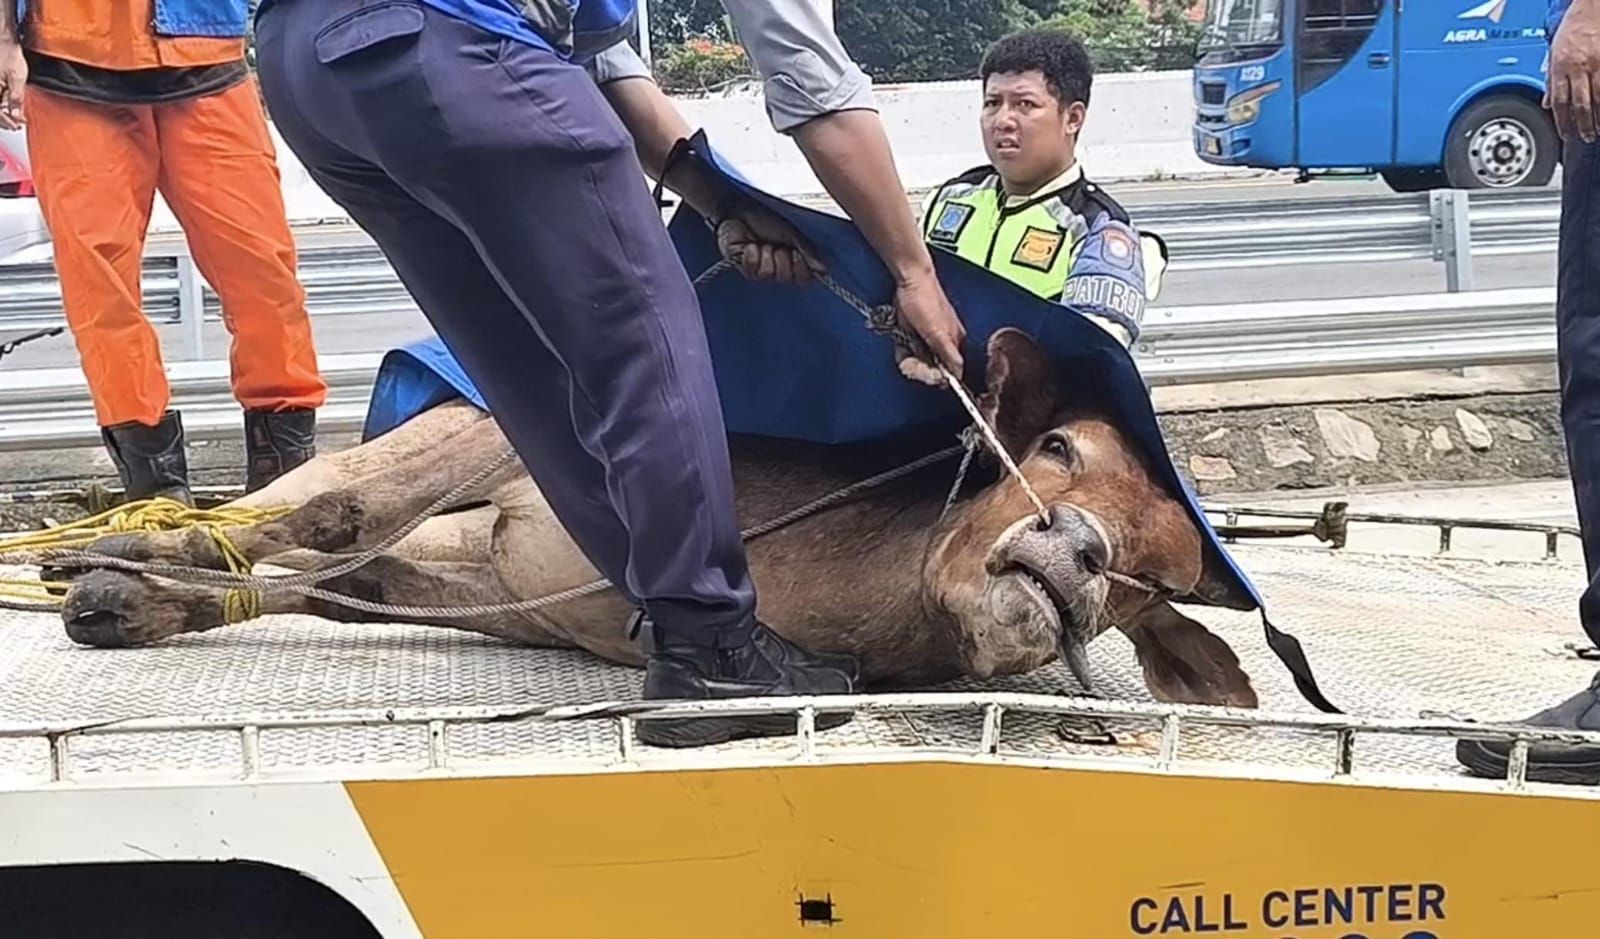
top-left (930, 203), bottom-right (973, 245)
top-left (1100, 225), bottom-right (1137, 269)
top-left (1012, 226), bottom-right (1065, 272)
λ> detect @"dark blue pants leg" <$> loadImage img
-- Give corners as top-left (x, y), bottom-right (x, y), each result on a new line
top-left (1558, 138), bottom-right (1600, 649)
top-left (290, 159), bottom-right (644, 611)
top-left (254, 0), bottom-right (755, 647)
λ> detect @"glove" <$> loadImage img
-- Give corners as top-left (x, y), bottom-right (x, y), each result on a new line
top-left (1059, 215), bottom-right (1157, 348)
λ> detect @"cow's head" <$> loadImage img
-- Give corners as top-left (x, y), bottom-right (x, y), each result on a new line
top-left (921, 328), bottom-right (1257, 707)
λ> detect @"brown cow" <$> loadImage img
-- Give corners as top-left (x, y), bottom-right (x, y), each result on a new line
top-left (55, 328), bottom-right (1258, 708)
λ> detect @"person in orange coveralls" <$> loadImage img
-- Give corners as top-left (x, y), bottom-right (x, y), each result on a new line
top-left (0, 0), bottom-right (326, 505)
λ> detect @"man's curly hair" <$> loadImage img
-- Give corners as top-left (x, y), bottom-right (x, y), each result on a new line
top-left (979, 29), bottom-right (1094, 109)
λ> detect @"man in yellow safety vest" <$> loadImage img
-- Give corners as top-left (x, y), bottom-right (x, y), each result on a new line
top-left (922, 28), bottom-right (1167, 348)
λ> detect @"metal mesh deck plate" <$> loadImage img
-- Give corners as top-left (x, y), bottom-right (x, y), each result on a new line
top-left (0, 544), bottom-right (1594, 790)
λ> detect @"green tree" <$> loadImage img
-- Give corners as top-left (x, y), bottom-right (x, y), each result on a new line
top-left (1016, 0), bottom-right (1061, 16)
top-left (646, 0), bottom-right (736, 50)
top-left (1037, 0), bottom-right (1151, 72)
top-left (652, 36), bottom-right (755, 94)
top-left (641, 0), bottom-right (1200, 87)
top-left (833, 0), bottom-right (1031, 83)
top-left (1142, 0), bottom-right (1205, 70)
top-left (1035, 0), bottom-right (1202, 72)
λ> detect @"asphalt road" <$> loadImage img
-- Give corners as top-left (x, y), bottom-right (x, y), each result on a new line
top-left (0, 173), bottom-right (1563, 374)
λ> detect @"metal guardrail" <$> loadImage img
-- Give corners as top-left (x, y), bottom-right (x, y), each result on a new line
top-left (0, 187), bottom-right (1562, 450)
top-left (0, 186), bottom-right (1564, 360)
top-left (1155, 187), bottom-right (1557, 284)
top-left (0, 288), bottom-right (1555, 450)
top-left (1137, 286), bottom-right (1555, 382)
top-left (0, 353), bottom-right (380, 452)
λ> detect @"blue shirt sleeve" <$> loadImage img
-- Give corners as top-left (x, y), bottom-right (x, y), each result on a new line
top-left (1550, 0), bottom-right (1572, 40)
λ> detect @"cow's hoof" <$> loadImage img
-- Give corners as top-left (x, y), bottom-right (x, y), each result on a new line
top-left (60, 569), bottom-right (176, 648)
top-left (41, 529), bottom-right (213, 590)
top-left (64, 609), bottom-right (138, 648)
top-left (85, 529), bottom-right (224, 570)
top-left (38, 564), bottom-right (77, 585)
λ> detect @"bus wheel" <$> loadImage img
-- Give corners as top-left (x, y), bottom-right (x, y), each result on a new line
top-left (1444, 95), bottom-right (1558, 189)
top-left (1380, 167), bottom-right (1446, 192)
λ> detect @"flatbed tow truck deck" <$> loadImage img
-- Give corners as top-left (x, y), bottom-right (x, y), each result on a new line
top-left (0, 537), bottom-right (1593, 785)
top-left (1, 535), bottom-right (1598, 936)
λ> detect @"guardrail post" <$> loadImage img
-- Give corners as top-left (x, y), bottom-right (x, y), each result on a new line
top-left (176, 253), bottom-right (206, 360)
top-left (1431, 189), bottom-right (1475, 293)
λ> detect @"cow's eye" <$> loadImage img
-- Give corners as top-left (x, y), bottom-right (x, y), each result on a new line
top-left (1041, 434), bottom-right (1073, 460)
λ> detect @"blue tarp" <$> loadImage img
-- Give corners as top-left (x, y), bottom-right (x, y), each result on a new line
top-left (360, 132), bottom-right (1337, 712)
top-left (363, 332), bottom-right (487, 445)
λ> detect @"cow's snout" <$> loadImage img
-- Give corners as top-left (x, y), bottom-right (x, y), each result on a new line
top-left (987, 505), bottom-right (1110, 582)
top-left (1035, 505), bottom-right (1109, 575)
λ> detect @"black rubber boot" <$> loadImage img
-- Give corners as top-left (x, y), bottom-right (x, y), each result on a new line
top-left (101, 410), bottom-right (193, 506)
top-left (636, 618), bottom-right (858, 748)
top-left (1456, 671), bottom-right (1600, 785)
top-left (244, 408), bottom-right (317, 493)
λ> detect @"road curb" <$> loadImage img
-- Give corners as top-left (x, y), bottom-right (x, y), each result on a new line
top-left (1163, 391), bottom-right (1566, 497)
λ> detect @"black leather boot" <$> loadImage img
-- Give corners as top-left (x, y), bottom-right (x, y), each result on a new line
top-left (101, 410), bottom-right (192, 506)
top-left (627, 608), bottom-right (862, 685)
top-left (244, 408), bottom-right (317, 493)
top-left (1456, 671), bottom-right (1600, 785)
top-left (635, 617), bottom-right (858, 748)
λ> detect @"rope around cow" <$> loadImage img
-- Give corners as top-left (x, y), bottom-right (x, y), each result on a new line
top-left (0, 500), bottom-right (293, 617)
top-left (0, 259), bottom-right (1161, 621)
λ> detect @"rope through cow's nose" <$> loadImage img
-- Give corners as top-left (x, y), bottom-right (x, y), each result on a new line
top-left (936, 363), bottom-right (1050, 526)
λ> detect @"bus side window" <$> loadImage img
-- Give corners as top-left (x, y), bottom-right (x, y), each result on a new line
top-left (1300, 0), bottom-right (1384, 92)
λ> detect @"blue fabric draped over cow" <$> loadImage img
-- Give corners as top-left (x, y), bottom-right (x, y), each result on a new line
top-left (360, 132), bottom-right (1337, 712)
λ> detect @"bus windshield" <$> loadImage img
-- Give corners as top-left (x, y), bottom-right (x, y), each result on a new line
top-left (1200, 0), bottom-right (1284, 51)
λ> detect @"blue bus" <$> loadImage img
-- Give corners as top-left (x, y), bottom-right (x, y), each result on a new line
top-left (1192, 0), bottom-right (1556, 191)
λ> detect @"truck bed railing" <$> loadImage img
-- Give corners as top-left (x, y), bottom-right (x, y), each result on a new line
top-left (5, 690), bottom-right (1597, 795)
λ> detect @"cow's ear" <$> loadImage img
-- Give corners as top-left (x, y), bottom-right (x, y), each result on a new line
top-left (980, 328), bottom-right (1059, 462)
top-left (1123, 601), bottom-right (1258, 708)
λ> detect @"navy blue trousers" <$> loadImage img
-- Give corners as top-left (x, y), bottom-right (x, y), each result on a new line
top-left (253, 0), bottom-right (757, 648)
top-left (1559, 138), bottom-right (1600, 649)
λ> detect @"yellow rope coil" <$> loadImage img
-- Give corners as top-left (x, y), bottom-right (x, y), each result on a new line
top-left (0, 497), bottom-right (293, 616)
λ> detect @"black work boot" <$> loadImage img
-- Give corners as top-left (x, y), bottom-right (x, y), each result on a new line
top-left (1456, 671), bottom-right (1600, 785)
top-left (244, 408), bottom-right (317, 493)
top-left (636, 617), bottom-right (858, 748)
top-left (101, 410), bottom-right (193, 506)
top-left (627, 608), bottom-right (862, 685)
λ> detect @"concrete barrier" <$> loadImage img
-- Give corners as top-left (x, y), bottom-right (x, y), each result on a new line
top-left (0, 68), bottom-right (1233, 264)
top-left (256, 69), bottom-right (1233, 221)
top-left (669, 70), bottom-right (1224, 198)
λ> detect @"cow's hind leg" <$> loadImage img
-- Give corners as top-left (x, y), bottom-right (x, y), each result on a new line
top-left (71, 410), bottom-right (519, 575)
top-left (61, 550), bottom-right (576, 650)
top-left (233, 399), bottom-right (489, 512)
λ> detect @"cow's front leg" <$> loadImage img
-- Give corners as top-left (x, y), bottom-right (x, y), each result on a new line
top-left (63, 412), bottom-right (518, 577)
top-left (59, 550), bottom-right (577, 652)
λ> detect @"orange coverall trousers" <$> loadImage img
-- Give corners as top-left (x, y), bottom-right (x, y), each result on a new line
top-left (21, 3), bottom-right (326, 429)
